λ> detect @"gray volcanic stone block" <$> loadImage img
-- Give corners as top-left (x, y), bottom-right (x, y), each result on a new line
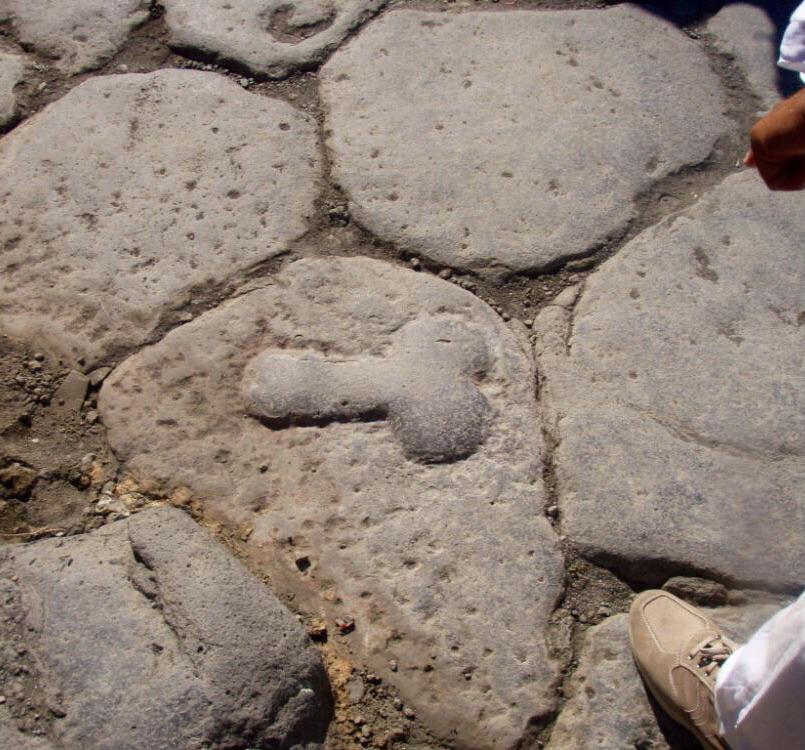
top-left (0, 0), bottom-right (149, 74)
top-left (100, 257), bottom-right (565, 750)
top-left (163, 0), bottom-right (387, 78)
top-left (0, 506), bottom-right (331, 749)
top-left (0, 52), bottom-right (24, 128)
top-left (534, 172), bottom-right (805, 589)
top-left (706, 3), bottom-right (791, 109)
top-left (0, 69), bottom-right (318, 367)
top-left (321, 8), bottom-right (728, 276)
top-left (547, 602), bottom-right (785, 750)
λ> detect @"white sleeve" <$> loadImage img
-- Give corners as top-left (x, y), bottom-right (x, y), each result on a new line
top-left (780, 2), bottom-right (805, 81)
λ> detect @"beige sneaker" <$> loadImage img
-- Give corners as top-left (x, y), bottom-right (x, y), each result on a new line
top-left (629, 590), bottom-right (736, 750)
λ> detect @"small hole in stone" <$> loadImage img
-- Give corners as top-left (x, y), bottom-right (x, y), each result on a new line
top-left (295, 556), bottom-right (311, 573)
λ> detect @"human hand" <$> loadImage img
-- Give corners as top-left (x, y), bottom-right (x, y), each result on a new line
top-left (744, 89), bottom-right (805, 191)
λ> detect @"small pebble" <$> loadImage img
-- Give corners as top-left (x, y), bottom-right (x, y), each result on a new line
top-left (388, 659), bottom-right (398, 672)
top-left (409, 258), bottom-right (421, 270)
top-left (438, 268), bottom-right (451, 280)
top-left (403, 707), bottom-right (416, 720)
top-left (335, 616), bottom-right (355, 634)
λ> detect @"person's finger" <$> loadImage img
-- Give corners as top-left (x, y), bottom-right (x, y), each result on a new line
top-left (753, 154), bottom-right (805, 190)
top-left (743, 150), bottom-right (756, 167)
top-left (771, 155), bottom-right (805, 190)
top-left (753, 156), bottom-right (787, 189)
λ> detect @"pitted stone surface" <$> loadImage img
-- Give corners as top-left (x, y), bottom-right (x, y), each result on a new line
top-left (244, 317), bottom-right (491, 462)
top-left (0, 69), bottom-right (318, 367)
top-left (0, 506), bottom-right (331, 749)
top-left (0, 0), bottom-right (148, 74)
top-left (0, 52), bottom-right (24, 128)
top-left (163, 0), bottom-right (387, 78)
top-left (100, 257), bottom-right (565, 750)
top-left (535, 172), bottom-right (805, 589)
top-left (321, 8), bottom-right (728, 276)
top-left (547, 601), bottom-right (786, 750)
top-left (706, 3), bottom-right (796, 109)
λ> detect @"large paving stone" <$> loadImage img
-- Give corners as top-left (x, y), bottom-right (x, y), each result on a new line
top-left (0, 69), bottom-right (318, 367)
top-left (546, 601), bottom-right (785, 750)
top-left (0, 0), bottom-right (148, 74)
top-left (0, 52), bottom-right (24, 128)
top-left (534, 171), bottom-right (805, 590)
top-left (321, 8), bottom-right (728, 277)
top-left (163, 0), bottom-right (387, 78)
top-left (99, 257), bottom-right (565, 750)
top-left (0, 506), bottom-right (331, 749)
top-left (706, 2), bottom-right (797, 109)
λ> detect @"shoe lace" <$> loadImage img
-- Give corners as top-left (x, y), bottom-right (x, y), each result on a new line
top-left (689, 634), bottom-right (735, 678)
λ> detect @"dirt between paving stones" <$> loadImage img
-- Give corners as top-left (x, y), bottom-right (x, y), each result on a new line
top-left (0, 1), bottom-right (783, 749)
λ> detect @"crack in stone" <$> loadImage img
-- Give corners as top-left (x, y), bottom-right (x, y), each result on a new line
top-left (262, 4), bottom-right (336, 45)
top-left (624, 401), bottom-right (805, 463)
top-left (126, 530), bottom-right (209, 679)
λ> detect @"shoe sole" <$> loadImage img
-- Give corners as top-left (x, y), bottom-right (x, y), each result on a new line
top-left (634, 661), bottom-right (725, 750)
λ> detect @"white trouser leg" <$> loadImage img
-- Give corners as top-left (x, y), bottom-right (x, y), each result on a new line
top-left (714, 592), bottom-right (805, 750)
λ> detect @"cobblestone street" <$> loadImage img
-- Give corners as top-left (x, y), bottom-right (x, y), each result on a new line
top-left (0, 2), bottom-right (802, 749)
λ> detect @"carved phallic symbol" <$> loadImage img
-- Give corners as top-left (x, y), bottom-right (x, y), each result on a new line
top-left (242, 318), bottom-right (492, 463)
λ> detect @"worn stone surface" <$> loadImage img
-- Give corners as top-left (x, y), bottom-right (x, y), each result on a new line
top-left (0, 506), bottom-right (331, 749)
top-left (546, 601), bottom-right (786, 750)
top-left (706, 2), bottom-right (797, 109)
top-left (100, 257), bottom-right (565, 750)
top-left (321, 8), bottom-right (728, 276)
top-left (0, 0), bottom-right (149, 74)
top-left (0, 69), bottom-right (318, 367)
top-left (0, 52), bottom-right (24, 128)
top-left (163, 0), bottom-right (387, 78)
top-left (53, 370), bottom-right (88, 412)
top-left (535, 171), bottom-right (805, 589)
top-left (663, 576), bottom-right (729, 607)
